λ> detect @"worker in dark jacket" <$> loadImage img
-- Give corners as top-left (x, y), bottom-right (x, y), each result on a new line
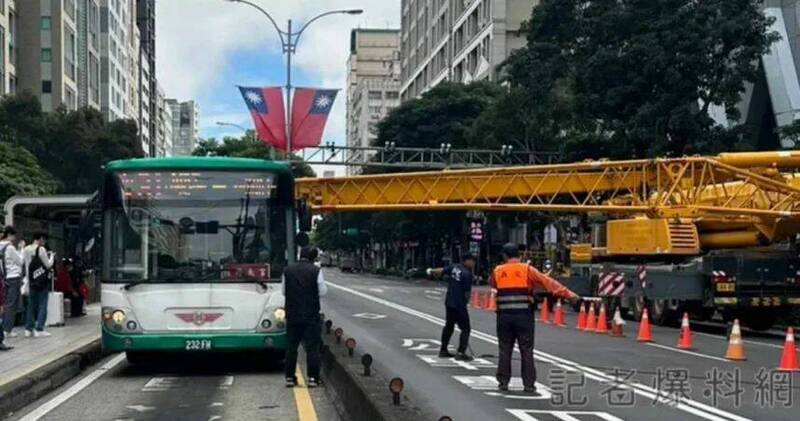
top-left (282, 246), bottom-right (327, 388)
top-left (427, 253), bottom-right (476, 361)
top-left (491, 243), bottom-right (579, 394)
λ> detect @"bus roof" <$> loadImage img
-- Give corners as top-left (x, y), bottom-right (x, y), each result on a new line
top-left (105, 157), bottom-right (292, 176)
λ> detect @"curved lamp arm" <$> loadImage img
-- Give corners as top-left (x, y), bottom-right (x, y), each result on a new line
top-left (293, 9), bottom-right (363, 49)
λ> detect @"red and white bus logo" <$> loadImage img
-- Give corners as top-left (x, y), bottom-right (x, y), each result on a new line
top-left (175, 312), bottom-right (222, 326)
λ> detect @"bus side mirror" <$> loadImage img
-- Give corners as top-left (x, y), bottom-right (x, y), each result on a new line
top-left (297, 201), bottom-right (312, 233)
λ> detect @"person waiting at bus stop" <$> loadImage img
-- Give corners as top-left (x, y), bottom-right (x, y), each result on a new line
top-left (427, 253), bottom-right (476, 361)
top-left (282, 246), bottom-right (327, 388)
top-left (491, 243), bottom-right (579, 394)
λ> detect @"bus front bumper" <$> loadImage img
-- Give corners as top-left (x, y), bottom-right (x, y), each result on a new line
top-left (102, 326), bottom-right (287, 353)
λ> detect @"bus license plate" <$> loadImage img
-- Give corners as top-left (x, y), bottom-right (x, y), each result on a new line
top-left (185, 339), bottom-right (212, 351)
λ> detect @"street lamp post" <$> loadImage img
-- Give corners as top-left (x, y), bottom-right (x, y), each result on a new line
top-left (225, 0), bottom-right (363, 157)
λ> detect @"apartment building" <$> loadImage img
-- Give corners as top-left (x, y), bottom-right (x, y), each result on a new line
top-left (16, 0), bottom-right (81, 111)
top-left (400, 0), bottom-right (536, 100)
top-left (137, 0), bottom-right (156, 154)
top-left (98, 0), bottom-right (135, 123)
top-left (167, 99), bottom-right (199, 156)
top-left (76, 0), bottom-right (100, 109)
top-left (0, 0), bottom-right (17, 96)
top-left (155, 82), bottom-right (172, 157)
top-left (345, 28), bottom-right (401, 173)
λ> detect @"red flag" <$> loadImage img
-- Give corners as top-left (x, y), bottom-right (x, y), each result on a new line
top-left (290, 87), bottom-right (338, 150)
top-left (238, 86), bottom-right (287, 150)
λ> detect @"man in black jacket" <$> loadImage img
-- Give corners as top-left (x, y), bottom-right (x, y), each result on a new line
top-left (282, 246), bottom-right (327, 388)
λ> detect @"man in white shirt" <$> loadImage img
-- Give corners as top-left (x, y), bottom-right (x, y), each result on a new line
top-left (23, 232), bottom-right (56, 337)
top-left (1, 226), bottom-right (25, 343)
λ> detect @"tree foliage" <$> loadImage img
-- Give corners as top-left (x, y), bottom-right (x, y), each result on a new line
top-left (192, 133), bottom-right (315, 178)
top-left (0, 93), bottom-right (143, 195)
top-left (495, 0), bottom-right (780, 160)
top-left (0, 143), bottom-right (59, 204)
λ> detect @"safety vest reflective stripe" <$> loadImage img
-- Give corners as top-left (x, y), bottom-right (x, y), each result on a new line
top-left (498, 303), bottom-right (531, 310)
top-left (496, 295), bottom-right (531, 303)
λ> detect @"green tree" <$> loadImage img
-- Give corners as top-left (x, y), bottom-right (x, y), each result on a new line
top-left (193, 132), bottom-right (315, 178)
top-left (0, 142), bottom-right (59, 204)
top-left (499, 0), bottom-right (779, 160)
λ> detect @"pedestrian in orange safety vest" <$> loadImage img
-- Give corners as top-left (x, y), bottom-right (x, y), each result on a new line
top-left (491, 243), bottom-right (579, 394)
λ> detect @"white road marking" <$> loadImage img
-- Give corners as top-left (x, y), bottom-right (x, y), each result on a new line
top-left (417, 355), bottom-right (496, 370)
top-left (353, 312), bottom-right (387, 320)
top-left (327, 281), bottom-right (752, 421)
top-left (19, 353), bottom-right (126, 421)
top-left (401, 338), bottom-right (443, 351)
top-left (142, 376), bottom-right (184, 391)
top-left (367, 288), bottom-right (384, 293)
top-left (126, 405), bottom-right (156, 412)
top-left (692, 331), bottom-right (784, 349)
top-left (454, 376), bottom-right (552, 400)
top-left (508, 409), bottom-right (624, 421)
top-left (425, 289), bottom-right (443, 295)
top-left (208, 416), bottom-right (222, 421)
top-left (645, 343), bottom-right (731, 363)
top-left (210, 402), bottom-right (224, 407)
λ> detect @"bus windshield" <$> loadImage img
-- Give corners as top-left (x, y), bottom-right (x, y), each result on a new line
top-left (105, 170), bottom-right (288, 283)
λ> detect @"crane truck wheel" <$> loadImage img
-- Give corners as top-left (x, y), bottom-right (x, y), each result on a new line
top-left (650, 299), bottom-right (678, 326)
top-left (630, 295), bottom-right (648, 322)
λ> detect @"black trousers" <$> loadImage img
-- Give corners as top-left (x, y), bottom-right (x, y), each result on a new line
top-left (285, 320), bottom-right (322, 381)
top-left (496, 311), bottom-right (536, 388)
top-left (441, 306), bottom-right (470, 353)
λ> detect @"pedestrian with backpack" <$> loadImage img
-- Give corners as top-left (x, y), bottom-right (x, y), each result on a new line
top-left (23, 232), bottom-right (55, 337)
top-left (1, 226), bottom-right (25, 346)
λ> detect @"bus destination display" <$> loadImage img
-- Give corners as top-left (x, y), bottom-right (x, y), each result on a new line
top-left (118, 171), bottom-right (277, 200)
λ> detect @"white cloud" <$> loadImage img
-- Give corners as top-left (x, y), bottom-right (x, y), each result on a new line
top-left (157, 0), bottom-right (401, 173)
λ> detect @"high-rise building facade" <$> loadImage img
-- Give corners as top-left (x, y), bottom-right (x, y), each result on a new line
top-left (76, 0), bottom-right (100, 109)
top-left (17, 0), bottom-right (81, 111)
top-left (346, 28), bottom-right (401, 174)
top-left (136, 0), bottom-right (156, 155)
top-left (0, 0), bottom-right (17, 96)
top-left (399, 0), bottom-right (536, 100)
top-left (155, 82), bottom-right (172, 157)
top-left (99, 0), bottom-right (136, 122)
top-left (167, 99), bottom-right (199, 156)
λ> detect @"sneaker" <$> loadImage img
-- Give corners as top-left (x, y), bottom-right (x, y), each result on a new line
top-left (34, 331), bottom-right (51, 338)
top-left (498, 383), bottom-right (509, 392)
top-left (524, 386), bottom-right (539, 395)
top-left (454, 353), bottom-right (474, 362)
top-left (6, 330), bottom-right (18, 338)
top-left (307, 377), bottom-right (319, 388)
top-left (0, 343), bottom-right (13, 351)
top-left (24, 330), bottom-right (33, 338)
top-left (438, 350), bottom-right (455, 358)
top-left (285, 377), bottom-right (296, 388)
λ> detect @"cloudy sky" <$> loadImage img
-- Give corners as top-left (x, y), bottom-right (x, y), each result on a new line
top-left (156, 0), bottom-right (400, 174)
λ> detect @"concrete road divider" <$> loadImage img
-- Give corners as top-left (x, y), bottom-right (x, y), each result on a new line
top-left (321, 324), bottom-right (440, 421)
top-left (0, 339), bottom-right (103, 418)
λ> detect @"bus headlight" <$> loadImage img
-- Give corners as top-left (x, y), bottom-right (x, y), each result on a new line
top-left (112, 310), bottom-right (126, 324)
top-left (273, 308), bottom-right (286, 322)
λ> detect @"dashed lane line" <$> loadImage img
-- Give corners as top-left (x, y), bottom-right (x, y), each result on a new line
top-left (327, 281), bottom-right (751, 421)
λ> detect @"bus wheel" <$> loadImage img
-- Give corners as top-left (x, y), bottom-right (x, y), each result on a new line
top-left (125, 351), bottom-right (148, 365)
top-left (742, 313), bottom-right (777, 331)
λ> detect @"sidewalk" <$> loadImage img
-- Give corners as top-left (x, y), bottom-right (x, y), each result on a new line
top-left (0, 304), bottom-right (100, 387)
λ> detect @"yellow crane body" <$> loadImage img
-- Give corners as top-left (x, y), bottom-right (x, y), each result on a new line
top-left (296, 151), bottom-right (800, 254)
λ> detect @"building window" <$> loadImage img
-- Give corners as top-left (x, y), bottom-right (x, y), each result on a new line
top-left (386, 91), bottom-right (399, 99)
top-left (65, 0), bottom-right (76, 20)
top-left (0, 0), bottom-right (4, 15)
top-left (368, 91), bottom-right (382, 100)
top-left (41, 17), bottom-right (52, 30)
top-left (65, 87), bottom-right (76, 110)
top-left (65, 27), bottom-right (76, 80)
top-left (0, 26), bottom-right (4, 95)
top-left (41, 48), bottom-right (52, 62)
top-left (42, 80), bottom-right (52, 93)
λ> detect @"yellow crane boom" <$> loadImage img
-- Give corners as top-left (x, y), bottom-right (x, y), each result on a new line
top-left (296, 151), bottom-right (800, 254)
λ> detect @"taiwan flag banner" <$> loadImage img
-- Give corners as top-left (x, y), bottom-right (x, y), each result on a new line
top-left (290, 87), bottom-right (338, 150)
top-left (238, 86), bottom-right (287, 150)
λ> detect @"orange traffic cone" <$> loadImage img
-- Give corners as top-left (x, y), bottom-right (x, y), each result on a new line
top-left (483, 290), bottom-right (492, 309)
top-left (778, 327), bottom-right (800, 372)
top-left (677, 312), bottom-right (693, 350)
top-left (610, 307), bottom-right (625, 337)
top-left (576, 302), bottom-right (587, 330)
top-left (595, 303), bottom-right (609, 334)
top-left (724, 319), bottom-right (746, 361)
top-left (637, 308), bottom-right (653, 342)
top-left (585, 302), bottom-right (597, 332)
top-left (540, 297), bottom-right (551, 324)
top-left (486, 290), bottom-right (497, 311)
top-left (470, 290), bottom-right (480, 308)
top-left (553, 299), bottom-right (566, 327)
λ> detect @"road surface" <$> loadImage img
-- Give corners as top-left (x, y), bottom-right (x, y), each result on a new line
top-left (321, 269), bottom-right (798, 421)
